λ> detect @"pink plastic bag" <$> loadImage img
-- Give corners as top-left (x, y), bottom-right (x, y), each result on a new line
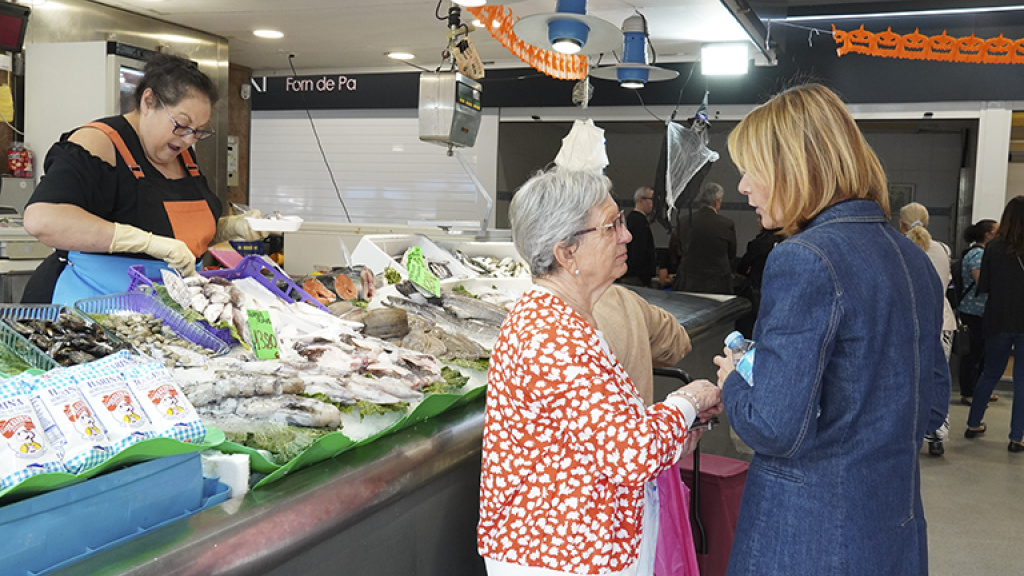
top-left (656, 463), bottom-right (700, 576)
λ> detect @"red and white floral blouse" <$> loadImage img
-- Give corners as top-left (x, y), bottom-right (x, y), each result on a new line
top-left (478, 288), bottom-right (692, 574)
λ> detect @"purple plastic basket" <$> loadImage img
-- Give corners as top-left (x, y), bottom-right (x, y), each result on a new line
top-left (201, 255), bottom-right (329, 312)
top-left (73, 292), bottom-right (230, 355)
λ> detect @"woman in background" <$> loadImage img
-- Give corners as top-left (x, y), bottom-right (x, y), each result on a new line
top-left (899, 202), bottom-right (956, 455)
top-left (957, 219), bottom-right (999, 405)
top-left (478, 167), bottom-right (721, 576)
top-left (715, 84), bottom-right (948, 576)
top-left (964, 197), bottom-right (1024, 452)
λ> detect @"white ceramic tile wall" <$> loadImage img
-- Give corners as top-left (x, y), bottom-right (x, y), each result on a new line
top-left (249, 110), bottom-right (498, 226)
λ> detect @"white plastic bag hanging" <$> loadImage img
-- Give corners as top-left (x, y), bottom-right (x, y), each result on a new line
top-left (554, 119), bottom-right (608, 172)
top-left (665, 121), bottom-right (719, 221)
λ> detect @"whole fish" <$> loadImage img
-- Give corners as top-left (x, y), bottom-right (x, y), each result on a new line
top-left (384, 296), bottom-right (499, 348)
top-left (441, 291), bottom-right (508, 325)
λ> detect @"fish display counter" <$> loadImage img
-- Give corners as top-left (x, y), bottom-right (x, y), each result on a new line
top-left (46, 288), bottom-right (749, 576)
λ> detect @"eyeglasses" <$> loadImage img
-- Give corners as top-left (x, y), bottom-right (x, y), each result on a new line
top-left (642, 196), bottom-right (655, 201)
top-left (160, 102), bottom-right (215, 141)
top-left (569, 210), bottom-right (626, 240)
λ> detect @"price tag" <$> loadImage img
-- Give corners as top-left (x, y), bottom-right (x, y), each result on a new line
top-left (246, 309), bottom-right (280, 360)
top-left (405, 246), bottom-right (441, 297)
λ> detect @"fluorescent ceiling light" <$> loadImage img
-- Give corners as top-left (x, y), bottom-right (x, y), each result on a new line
top-left (701, 43), bottom-right (749, 76)
top-left (387, 52), bottom-right (415, 61)
top-left (253, 29), bottom-right (284, 39)
top-left (780, 5), bottom-right (1024, 22)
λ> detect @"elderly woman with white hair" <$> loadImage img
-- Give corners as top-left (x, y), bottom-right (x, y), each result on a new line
top-left (477, 167), bottom-right (722, 576)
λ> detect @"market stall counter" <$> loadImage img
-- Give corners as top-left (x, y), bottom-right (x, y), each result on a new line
top-left (47, 289), bottom-right (748, 576)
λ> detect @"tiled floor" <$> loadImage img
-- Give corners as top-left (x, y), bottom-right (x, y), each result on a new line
top-left (690, 381), bottom-right (1023, 575)
top-left (922, 389), bottom-right (1024, 576)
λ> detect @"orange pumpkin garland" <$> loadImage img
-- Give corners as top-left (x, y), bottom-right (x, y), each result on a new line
top-left (467, 5), bottom-right (589, 80)
top-left (833, 24), bottom-right (1024, 64)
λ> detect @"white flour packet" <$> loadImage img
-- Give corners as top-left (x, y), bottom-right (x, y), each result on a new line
top-left (124, 361), bottom-right (206, 444)
top-left (0, 379), bottom-right (65, 488)
top-left (73, 355), bottom-right (156, 451)
top-left (22, 370), bottom-right (115, 474)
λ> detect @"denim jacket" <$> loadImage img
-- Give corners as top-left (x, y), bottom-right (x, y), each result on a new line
top-left (723, 199), bottom-right (949, 576)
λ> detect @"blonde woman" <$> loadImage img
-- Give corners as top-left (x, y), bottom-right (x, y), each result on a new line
top-left (714, 84), bottom-right (948, 576)
top-left (899, 202), bottom-right (956, 455)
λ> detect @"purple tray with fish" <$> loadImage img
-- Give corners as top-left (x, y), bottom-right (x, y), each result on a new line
top-left (125, 266), bottom-right (234, 346)
top-left (0, 305), bottom-right (129, 371)
top-left (201, 255), bottom-right (330, 312)
top-left (73, 292), bottom-right (231, 355)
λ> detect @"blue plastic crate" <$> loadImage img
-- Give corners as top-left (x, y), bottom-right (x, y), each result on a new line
top-left (73, 292), bottom-right (230, 356)
top-left (0, 452), bottom-right (229, 576)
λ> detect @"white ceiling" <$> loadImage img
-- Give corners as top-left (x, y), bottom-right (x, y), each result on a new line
top-left (80, 0), bottom-right (1008, 75)
top-left (79, 0), bottom-right (755, 74)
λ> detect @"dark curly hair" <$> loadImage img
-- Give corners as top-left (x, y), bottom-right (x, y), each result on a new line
top-left (132, 52), bottom-right (218, 109)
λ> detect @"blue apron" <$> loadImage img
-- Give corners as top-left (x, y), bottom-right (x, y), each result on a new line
top-left (51, 252), bottom-right (197, 307)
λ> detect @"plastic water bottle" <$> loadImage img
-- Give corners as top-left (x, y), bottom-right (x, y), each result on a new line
top-left (724, 330), bottom-right (755, 386)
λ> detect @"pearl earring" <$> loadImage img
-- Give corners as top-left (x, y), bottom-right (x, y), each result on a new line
top-left (575, 269), bottom-right (580, 275)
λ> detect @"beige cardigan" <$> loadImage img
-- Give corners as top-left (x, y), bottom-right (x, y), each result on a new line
top-left (594, 284), bottom-right (692, 405)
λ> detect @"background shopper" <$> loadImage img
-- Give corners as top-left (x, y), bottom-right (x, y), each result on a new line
top-left (964, 196), bottom-right (1024, 452)
top-left (957, 219), bottom-right (999, 405)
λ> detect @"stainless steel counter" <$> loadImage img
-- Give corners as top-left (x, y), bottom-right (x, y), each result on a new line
top-left (49, 289), bottom-right (749, 576)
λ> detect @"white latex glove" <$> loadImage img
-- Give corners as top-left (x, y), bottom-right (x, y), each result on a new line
top-left (212, 209), bottom-right (267, 244)
top-left (109, 222), bottom-right (197, 276)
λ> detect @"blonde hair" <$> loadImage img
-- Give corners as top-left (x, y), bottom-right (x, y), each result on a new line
top-left (727, 84), bottom-right (889, 237)
top-left (899, 202), bottom-right (931, 251)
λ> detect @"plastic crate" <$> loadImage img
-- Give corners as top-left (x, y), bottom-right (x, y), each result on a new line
top-left (0, 310), bottom-right (60, 373)
top-left (351, 234), bottom-right (475, 281)
top-left (73, 292), bottom-right (230, 355)
top-left (0, 452), bottom-right (229, 576)
top-left (202, 255), bottom-right (330, 312)
top-left (0, 304), bottom-right (129, 369)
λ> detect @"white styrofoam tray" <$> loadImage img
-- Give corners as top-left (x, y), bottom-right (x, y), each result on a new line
top-left (437, 241), bottom-right (531, 277)
top-left (350, 234), bottom-right (475, 281)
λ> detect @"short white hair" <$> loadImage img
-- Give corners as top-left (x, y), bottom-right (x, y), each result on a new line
top-left (510, 168), bottom-right (612, 277)
top-left (634, 186), bottom-right (653, 203)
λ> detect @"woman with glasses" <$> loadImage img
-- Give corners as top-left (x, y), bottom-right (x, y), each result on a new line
top-left (478, 167), bottom-right (722, 576)
top-left (22, 53), bottom-right (260, 304)
top-left (713, 84), bottom-right (948, 576)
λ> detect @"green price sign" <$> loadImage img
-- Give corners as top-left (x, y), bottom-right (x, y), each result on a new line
top-left (246, 309), bottom-right (280, 360)
top-left (405, 246), bottom-right (441, 297)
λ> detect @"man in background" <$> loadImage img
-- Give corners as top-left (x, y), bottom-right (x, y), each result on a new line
top-left (672, 182), bottom-right (737, 294)
top-left (620, 186), bottom-right (658, 287)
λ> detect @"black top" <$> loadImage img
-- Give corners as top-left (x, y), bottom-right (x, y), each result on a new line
top-left (672, 206), bottom-right (737, 294)
top-left (978, 237), bottom-right (1024, 337)
top-left (27, 115), bottom-right (222, 235)
top-left (736, 227), bottom-right (784, 292)
top-left (624, 209), bottom-right (656, 281)
top-left (22, 116), bottom-right (222, 303)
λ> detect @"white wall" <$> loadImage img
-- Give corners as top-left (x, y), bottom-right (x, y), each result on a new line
top-left (249, 109), bottom-right (498, 228)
